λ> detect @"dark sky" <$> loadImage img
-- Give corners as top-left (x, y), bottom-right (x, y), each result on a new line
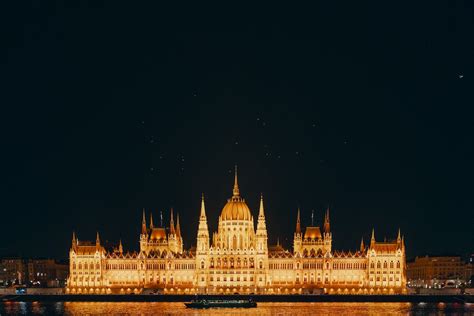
top-left (1, 2), bottom-right (473, 260)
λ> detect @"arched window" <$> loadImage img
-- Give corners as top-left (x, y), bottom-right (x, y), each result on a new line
top-left (200, 261), bottom-right (205, 269)
top-left (259, 261), bottom-right (263, 269)
top-left (377, 261), bottom-right (381, 269)
top-left (396, 261), bottom-right (400, 269)
top-left (232, 235), bottom-right (237, 249)
top-left (370, 262), bottom-right (375, 269)
top-left (383, 261), bottom-right (388, 269)
top-left (390, 261), bottom-right (394, 269)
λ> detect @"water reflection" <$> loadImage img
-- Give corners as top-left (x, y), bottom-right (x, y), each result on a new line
top-left (0, 302), bottom-right (472, 315)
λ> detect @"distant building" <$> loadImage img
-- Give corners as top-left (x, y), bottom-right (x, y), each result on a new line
top-left (0, 258), bottom-right (27, 286)
top-left (0, 258), bottom-right (68, 287)
top-left (67, 168), bottom-right (407, 295)
top-left (407, 255), bottom-right (473, 288)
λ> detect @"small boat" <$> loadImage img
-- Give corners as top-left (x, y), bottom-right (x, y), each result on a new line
top-left (185, 298), bottom-right (257, 308)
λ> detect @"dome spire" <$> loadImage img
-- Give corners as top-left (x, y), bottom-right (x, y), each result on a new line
top-left (232, 165), bottom-right (240, 197)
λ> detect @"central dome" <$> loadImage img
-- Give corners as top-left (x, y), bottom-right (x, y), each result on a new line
top-left (221, 198), bottom-right (252, 221)
top-left (220, 167), bottom-right (252, 221)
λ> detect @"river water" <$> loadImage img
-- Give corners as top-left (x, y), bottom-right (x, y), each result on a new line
top-left (0, 302), bottom-right (473, 315)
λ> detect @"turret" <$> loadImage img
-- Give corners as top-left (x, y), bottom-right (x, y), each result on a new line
top-left (140, 209), bottom-right (148, 253)
top-left (118, 239), bottom-right (123, 254)
top-left (169, 208), bottom-right (176, 235)
top-left (175, 213), bottom-right (183, 253)
top-left (397, 228), bottom-right (402, 248)
top-left (196, 194), bottom-right (210, 252)
top-left (370, 228), bottom-right (375, 247)
top-left (360, 237), bottom-right (365, 252)
top-left (293, 208), bottom-right (303, 254)
top-left (96, 231), bottom-right (100, 247)
top-left (71, 231), bottom-right (77, 251)
top-left (150, 212), bottom-right (154, 230)
top-left (323, 207), bottom-right (331, 234)
top-left (141, 209), bottom-right (147, 235)
top-left (322, 207), bottom-right (332, 253)
top-left (176, 214), bottom-right (181, 239)
top-left (256, 194), bottom-right (268, 252)
top-left (196, 193), bottom-right (210, 291)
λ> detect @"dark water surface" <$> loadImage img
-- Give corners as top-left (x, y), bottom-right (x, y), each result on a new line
top-left (1, 302), bottom-right (473, 315)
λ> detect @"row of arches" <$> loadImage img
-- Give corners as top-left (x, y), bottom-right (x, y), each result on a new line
top-left (370, 261), bottom-right (401, 269)
top-left (72, 262), bottom-right (100, 270)
top-left (209, 257), bottom-right (256, 269)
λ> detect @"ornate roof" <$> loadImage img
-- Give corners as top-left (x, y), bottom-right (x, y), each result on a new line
top-left (149, 227), bottom-right (167, 240)
top-left (371, 242), bottom-right (399, 253)
top-left (304, 226), bottom-right (322, 239)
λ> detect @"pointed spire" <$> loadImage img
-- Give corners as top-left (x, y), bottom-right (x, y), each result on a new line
top-left (277, 237), bottom-right (280, 247)
top-left (96, 231), bottom-right (100, 246)
top-left (397, 228), bottom-right (401, 241)
top-left (141, 208), bottom-right (147, 234)
top-left (200, 193), bottom-right (207, 218)
top-left (324, 206), bottom-right (331, 233)
top-left (360, 237), bottom-right (365, 251)
top-left (232, 165), bottom-right (240, 197)
top-left (150, 212), bottom-right (154, 230)
top-left (169, 208), bottom-right (175, 234)
top-left (118, 239), bottom-right (123, 254)
top-left (296, 208), bottom-right (301, 234)
top-left (160, 210), bottom-right (163, 227)
top-left (311, 209), bottom-right (314, 226)
top-left (258, 193), bottom-right (265, 218)
top-left (72, 231), bottom-right (76, 245)
top-left (370, 228), bottom-right (375, 246)
top-left (176, 213), bottom-right (181, 238)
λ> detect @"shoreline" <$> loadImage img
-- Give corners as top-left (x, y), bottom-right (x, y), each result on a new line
top-left (2, 294), bottom-right (473, 303)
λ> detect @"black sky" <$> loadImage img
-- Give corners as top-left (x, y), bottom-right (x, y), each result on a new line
top-left (1, 2), bottom-right (473, 259)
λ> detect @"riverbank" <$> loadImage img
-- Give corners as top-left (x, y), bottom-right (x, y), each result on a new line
top-left (2, 294), bottom-right (473, 303)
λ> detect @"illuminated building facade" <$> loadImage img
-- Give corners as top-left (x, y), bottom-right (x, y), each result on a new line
top-left (67, 169), bottom-right (407, 294)
top-left (407, 256), bottom-right (473, 288)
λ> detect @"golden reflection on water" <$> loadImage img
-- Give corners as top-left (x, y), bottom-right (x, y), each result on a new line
top-left (2, 301), bottom-right (473, 315)
top-left (63, 302), bottom-right (412, 315)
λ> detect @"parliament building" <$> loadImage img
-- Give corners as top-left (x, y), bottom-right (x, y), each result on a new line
top-left (67, 169), bottom-right (407, 294)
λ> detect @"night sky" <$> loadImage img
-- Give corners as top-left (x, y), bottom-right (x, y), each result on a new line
top-left (1, 2), bottom-right (473, 260)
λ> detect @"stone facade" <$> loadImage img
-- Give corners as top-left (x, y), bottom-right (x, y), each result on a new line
top-left (67, 169), bottom-right (407, 294)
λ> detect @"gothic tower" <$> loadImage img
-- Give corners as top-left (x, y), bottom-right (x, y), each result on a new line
top-left (196, 194), bottom-right (210, 291)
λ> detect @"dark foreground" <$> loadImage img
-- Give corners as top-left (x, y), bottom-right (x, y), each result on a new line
top-left (2, 294), bottom-right (473, 303)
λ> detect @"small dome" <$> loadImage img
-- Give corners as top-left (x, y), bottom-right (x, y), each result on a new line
top-left (221, 198), bottom-right (252, 221)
